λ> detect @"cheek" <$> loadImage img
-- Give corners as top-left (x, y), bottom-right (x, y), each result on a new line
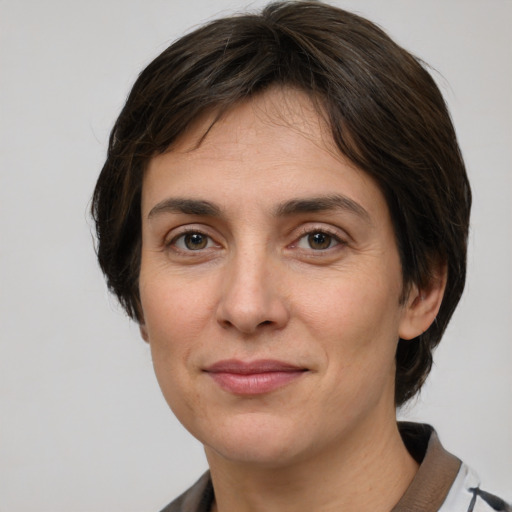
top-left (294, 265), bottom-right (402, 397)
top-left (138, 272), bottom-right (213, 396)
top-left (141, 287), bottom-right (206, 424)
top-left (298, 268), bottom-right (402, 345)
top-left (140, 266), bottom-right (217, 343)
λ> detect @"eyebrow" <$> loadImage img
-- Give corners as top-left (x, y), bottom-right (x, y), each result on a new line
top-left (148, 198), bottom-right (221, 219)
top-left (274, 194), bottom-right (371, 223)
top-left (147, 194), bottom-right (371, 223)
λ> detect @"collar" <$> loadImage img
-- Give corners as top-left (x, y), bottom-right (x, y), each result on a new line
top-left (392, 422), bottom-right (461, 511)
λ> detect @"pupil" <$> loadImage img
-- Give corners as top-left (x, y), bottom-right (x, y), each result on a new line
top-left (185, 233), bottom-right (207, 250)
top-left (309, 232), bottom-right (331, 250)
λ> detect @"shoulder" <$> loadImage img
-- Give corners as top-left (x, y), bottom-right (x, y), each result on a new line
top-left (159, 472), bottom-right (213, 512)
top-left (440, 463), bottom-right (511, 512)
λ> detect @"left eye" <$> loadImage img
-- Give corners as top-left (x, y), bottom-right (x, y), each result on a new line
top-left (296, 231), bottom-right (340, 250)
top-left (173, 232), bottom-right (215, 251)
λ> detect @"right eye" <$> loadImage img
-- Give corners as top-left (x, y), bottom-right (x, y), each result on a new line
top-left (171, 231), bottom-right (215, 251)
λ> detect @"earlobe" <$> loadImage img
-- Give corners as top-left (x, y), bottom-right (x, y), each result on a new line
top-left (139, 323), bottom-right (150, 343)
top-left (398, 265), bottom-right (447, 341)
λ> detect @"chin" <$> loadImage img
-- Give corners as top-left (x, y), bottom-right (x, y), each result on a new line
top-left (199, 413), bottom-right (312, 468)
top-left (206, 439), bottom-right (305, 469)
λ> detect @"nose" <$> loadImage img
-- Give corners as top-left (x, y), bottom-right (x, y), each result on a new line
top-left (216, 249), bottom-right (290, 335)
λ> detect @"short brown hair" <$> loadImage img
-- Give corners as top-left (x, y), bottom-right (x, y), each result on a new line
top-left (92, 1), bottom-right (471, 406)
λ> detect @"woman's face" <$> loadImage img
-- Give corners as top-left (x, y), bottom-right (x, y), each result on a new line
top-left (139, 89), bottom-right (417, 468)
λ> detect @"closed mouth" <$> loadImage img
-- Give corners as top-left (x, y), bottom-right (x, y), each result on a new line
top-left (203, 359), bottom-right (308, 395)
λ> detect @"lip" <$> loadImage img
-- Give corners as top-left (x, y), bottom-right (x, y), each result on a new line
top-left (203, 359), bottom-right (307, 395)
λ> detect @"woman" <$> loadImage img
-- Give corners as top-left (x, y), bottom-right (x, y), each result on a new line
top-left (92, 2), bottom-right (510, 510)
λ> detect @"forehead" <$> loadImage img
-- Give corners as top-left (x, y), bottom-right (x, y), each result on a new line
top-left (142, 87), bottom-right (387, 221)
top-left (169, 88), bottom-right (336, 160)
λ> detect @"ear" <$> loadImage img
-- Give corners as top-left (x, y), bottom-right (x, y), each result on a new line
top-left (139, 322), bottom-right (150, 343)
top-left (399, 263), bottom-right (447, 340)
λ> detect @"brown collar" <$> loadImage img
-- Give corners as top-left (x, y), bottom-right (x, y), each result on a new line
top-left (392, 422), bottom-right (461, 511)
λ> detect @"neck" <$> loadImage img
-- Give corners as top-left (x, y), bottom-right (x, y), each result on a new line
top-left (206, 419), bottom-right (418, 512)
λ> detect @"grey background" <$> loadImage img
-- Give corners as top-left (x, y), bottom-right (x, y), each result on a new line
top-left (1, 0), bottom-right (510, 510)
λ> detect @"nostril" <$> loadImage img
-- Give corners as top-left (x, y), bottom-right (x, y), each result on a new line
top-left (218, 318), bottom-right (234, 329)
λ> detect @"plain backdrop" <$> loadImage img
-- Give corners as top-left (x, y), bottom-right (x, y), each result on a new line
top-left (1, 1), bottom-right (511, 510)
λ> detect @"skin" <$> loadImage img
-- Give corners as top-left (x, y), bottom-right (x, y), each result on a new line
top-left (138, 88), bottom-right (445, 512)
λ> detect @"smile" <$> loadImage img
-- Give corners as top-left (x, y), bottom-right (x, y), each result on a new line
top-left (203, 359), bottom-right (308, 395)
